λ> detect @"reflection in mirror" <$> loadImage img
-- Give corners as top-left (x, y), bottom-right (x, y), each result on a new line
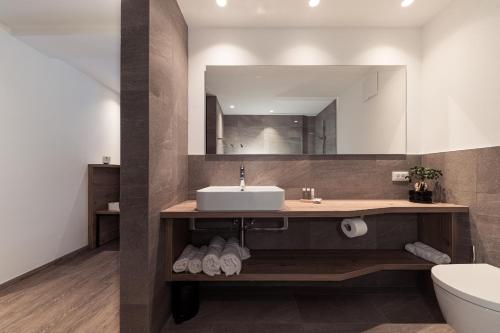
top-left (205, 65), bottom-right (406, 155)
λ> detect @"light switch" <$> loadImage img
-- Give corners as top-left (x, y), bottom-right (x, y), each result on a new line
top-left (392, 171), bottom-right (409, 182)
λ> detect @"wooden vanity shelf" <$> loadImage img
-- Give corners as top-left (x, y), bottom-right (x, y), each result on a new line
top-left (162, 200), bottom-right (469, 282)
top-left (171, 250), bottom-right (433, 282)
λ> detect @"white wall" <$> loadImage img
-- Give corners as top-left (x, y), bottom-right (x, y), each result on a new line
top-left (337, 68), bottom-right (407, 154)
top-left (0, 29), bottom-right (120, 284)
top-left (421, 0), bottom-right (500, 153)
top-left (188, 28), bottom-right (422, 154)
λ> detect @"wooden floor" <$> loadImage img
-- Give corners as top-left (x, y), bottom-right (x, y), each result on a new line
top-left (0, 245), bottom-right (119, 333)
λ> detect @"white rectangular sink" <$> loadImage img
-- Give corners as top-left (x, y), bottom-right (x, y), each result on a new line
top-left (196, 186), bottom-right (285, 211)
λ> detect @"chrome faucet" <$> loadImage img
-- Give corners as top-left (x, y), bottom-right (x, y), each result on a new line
top-left (239, 162), bottom-right (246, 191)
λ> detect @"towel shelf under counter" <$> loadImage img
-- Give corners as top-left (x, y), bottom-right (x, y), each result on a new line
top-left (170, 249), bottom-right (433, 282)
top-left (161, 200), bottom-right (469, 282)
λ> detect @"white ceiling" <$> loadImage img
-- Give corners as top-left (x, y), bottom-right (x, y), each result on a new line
top-left (206, 66), bottom-right (404, 116)
top-left (0, 0), bottom-right (120, 92)
top-left (178, 0), bottom-right (453, 28)
top-left (0, 0), bottom-right (453, 94)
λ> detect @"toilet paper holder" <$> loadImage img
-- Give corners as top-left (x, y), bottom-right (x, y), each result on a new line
top-left (342, 216), bottom-right (365, 231)
top-left (341, 216), bottom-right (368, 238)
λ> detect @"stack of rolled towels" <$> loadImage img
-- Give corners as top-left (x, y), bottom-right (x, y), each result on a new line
top-left (405, 242), bottom-right (451, 264)
top-left (173, 236), bottom-right (250, 276)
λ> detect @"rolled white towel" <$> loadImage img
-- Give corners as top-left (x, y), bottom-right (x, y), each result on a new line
top-left (188, 246), bottom-right (207, 274)
top-left (240, 245), bottom-right (251, 260)
top-left (222, 237), bottom-right (251, 260)
top-left (405, 243), bottom-right (417, 256)
top-left (173, 245), bottom-right (198, 273)
top-left (202, 236), bottom-right (226, 276)
top-left (220, 238), bottom-right (244, 276)
top-left (404, 242), bottom-right (451, 265)
top-left (414, 242), bottom-right (451, 264)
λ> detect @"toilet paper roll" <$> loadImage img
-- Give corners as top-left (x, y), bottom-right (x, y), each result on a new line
top-left (341, 218), bottom-right (368, 238)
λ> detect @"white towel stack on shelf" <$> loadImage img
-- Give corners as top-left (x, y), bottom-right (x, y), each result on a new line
top-left (220, 237), bottom-right (250, 276)
top-left (172, 236), bottom-right (252, 276)
top-left (240, 245), bottom-right (251, 261)
top-left (172, 244), bottom-right (198, 273)
top-left (405, 242), bottom-right (451, 264)
top-left (202, 236), bottom-right (226, 276)
top-left (188, 246), bottom-right (208, 274)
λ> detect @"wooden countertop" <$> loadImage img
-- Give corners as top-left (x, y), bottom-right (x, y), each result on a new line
top-left (161, 200), bottom-right (468, 219)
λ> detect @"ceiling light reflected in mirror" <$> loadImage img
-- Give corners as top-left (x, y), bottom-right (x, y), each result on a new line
top-left (308, 0), bottom-right (321, 8)
top-left (216, 0), bottom-right (227, 8)
top-left (401, 0), bottom-right (415, 8)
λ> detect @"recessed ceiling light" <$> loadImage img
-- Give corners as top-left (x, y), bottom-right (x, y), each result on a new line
top-left (229, 105), bottom-right (235, 109)
top-left (308, 0), bottom-right (320, 8)
top-left (216, 0), bottom-right (227, 8)
top-left (401, 0), bottom-right (414, 8)
top-left (294, 120), bottom-right (299, 124)
top-left (269, 110), bottom-right (275, 113)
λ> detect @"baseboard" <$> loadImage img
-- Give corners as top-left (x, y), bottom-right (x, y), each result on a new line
top-left (0, 245), bottom-right (89, 291)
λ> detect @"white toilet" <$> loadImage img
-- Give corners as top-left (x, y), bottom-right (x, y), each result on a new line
top-left (432, 264), bottom-right (500, 333)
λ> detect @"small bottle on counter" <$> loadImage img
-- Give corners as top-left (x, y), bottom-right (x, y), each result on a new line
top-left (311, 188), bottom-right (315, 200)
top-left (302, 188), bottom-right (307, 200)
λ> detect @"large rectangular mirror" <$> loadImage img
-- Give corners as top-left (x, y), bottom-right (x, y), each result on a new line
top-left (205, 65), bottom-right (407, 155)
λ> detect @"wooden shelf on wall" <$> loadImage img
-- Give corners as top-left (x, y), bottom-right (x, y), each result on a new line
top-left (96, 210), bottom-right (120, 216)
top-left (88, 164), bottom-right (120, 249)
top-left (88, 164), bottom-right (120, 168)
top-left (162, 200), bottom-right (469, 219)
top-left (170, 249), bottom-right (434, 282)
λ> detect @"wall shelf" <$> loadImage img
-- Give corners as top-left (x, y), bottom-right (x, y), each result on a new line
top-left (96, 210), bottom-right (120, 216)
top-left (171, 249), bottom-right (433, 282)
top-left (88, 164), bottom-right (120, 249)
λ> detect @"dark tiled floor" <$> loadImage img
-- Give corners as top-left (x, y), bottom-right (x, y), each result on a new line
top-left (163, 287), bottom-right (453, 333)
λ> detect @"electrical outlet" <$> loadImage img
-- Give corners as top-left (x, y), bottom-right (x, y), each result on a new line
top-left (392, 171), bottom-right (409, 182)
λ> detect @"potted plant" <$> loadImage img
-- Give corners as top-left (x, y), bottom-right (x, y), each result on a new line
top-left (406, 166), bottom-right (443, 203)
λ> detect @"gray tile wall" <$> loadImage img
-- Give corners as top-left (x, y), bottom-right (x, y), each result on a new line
top-left (121, 0), bottom-right (188, 332)
top-left (423, 147), bottom-right (500, 267)
top-left (121, 0), bottom-right (150, 330)
top-left (188, 155), bottom-right (421, 200)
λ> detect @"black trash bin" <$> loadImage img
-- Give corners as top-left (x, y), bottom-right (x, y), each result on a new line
top-left (172, 282), bottom-right (200, 324)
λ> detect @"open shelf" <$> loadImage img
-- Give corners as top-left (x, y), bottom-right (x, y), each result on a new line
top-left (95, 210), bottom-right (120, 215)
top-left (171, 249), bottom-right (433, 282)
